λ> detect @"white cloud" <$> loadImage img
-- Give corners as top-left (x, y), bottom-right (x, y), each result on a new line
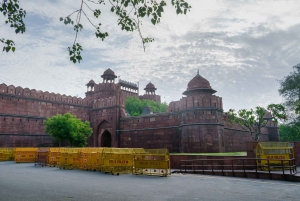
top-left (0, 0), bottom-right (300, 112)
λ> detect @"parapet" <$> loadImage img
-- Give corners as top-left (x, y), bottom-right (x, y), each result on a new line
top-left (0, 83), bottom-right (89, 106)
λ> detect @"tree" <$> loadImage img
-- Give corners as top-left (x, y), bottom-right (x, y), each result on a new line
top-left (44, 113), bottom-right (93, 147)
top-left (278, 63), bottom-right (300, 121)
top-left (227, 104), bottom-right (287, 141)
top-left (125, 96), bottom-right (168, 116)
top-left (1, 0), bottom-right (191, 63)
top-left (279, 122), bottom-right (300, 141)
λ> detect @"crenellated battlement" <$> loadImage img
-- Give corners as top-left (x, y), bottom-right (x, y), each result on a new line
top-left (0, 83), bottom-right (89, 106)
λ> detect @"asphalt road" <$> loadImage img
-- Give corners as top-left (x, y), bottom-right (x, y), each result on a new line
top-left (0, 161), bottom-right (299, 201)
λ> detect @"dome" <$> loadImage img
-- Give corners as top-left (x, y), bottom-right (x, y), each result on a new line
top-left (144, 82), bottom-right (156, 90)
top-left (183, 71), bottom-right (216, 95)
top-left (101, 68), bottom-right (117, 78)
top-left (86, 79), bottom-right (95, 86)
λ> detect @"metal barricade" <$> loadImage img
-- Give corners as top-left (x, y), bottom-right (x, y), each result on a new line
top-left (15, 148), bottom-right (38, 163)
top-left (78, 148), bottom-right (102, 171)
top-left (35, 147), bottom-right (49, 167)
top-left (0, 148), bottom-right (15, 161)
top-left (57, 148), bottom-right (80, 170)
top-left (47, 148), bottom-right (61, 167)
top-left (101, 148), bottom-right (134, 175)
top-left (133, 149), bottom-right (171, 177)
top-left (256, 142), bottom-right (294, 170)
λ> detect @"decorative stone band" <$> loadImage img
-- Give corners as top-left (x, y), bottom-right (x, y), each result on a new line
top-left (0, 113), bottom-right (46, 120)
top-left (0, 133), bottom-right (49, 136)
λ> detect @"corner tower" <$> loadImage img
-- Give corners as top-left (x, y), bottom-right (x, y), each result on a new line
top-left (174, 70), bottom-right (225, 153)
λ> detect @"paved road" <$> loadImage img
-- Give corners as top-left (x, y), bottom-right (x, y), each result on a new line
top-left (0, 161), bottom-right (299, 201)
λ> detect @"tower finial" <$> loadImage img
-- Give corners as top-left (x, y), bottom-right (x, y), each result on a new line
top-left (197, 69), bottom-right (199, 75)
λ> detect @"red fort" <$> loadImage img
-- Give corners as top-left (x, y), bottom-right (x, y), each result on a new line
top-left (0, 68), bottom-right (278, 152)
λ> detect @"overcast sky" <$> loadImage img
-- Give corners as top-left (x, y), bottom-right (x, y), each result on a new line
top-left (1, 0), bottom-right (299, 111)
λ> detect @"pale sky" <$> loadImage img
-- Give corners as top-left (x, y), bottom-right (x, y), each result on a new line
top-left (1, 0), bottom-right (299, 111)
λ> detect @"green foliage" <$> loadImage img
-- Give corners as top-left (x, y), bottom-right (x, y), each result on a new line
top-left (279, 122), bottom-right (300, 141)
top-left (279, 63), bottom-right (300, 105)
top-left (44, 113), bottom-right (93, 147)
top-left (227, 104), bottom-right (287, 141)
top-left (1, 0), bottom-right (191, 63)
top-left (0, 0), bottom-right (26, 52)
top-left (68, 43), bottom-right (83, 63)
top-left (278, 63), bottom-right (300, 121)
top-left (125, 97), bottom-right (168, 116)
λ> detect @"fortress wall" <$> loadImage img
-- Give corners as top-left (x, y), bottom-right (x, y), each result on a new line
top-left (0, 116), bottom-right (53, 147)
top-left (223, 128), bottom-right (269, 152)
top-left (0, 84), bottom-right (91, 146)
top-left (119, 114), bottom-right (181, 152)
top-left (180, 125), bottom-right (224, 153)
top-left (223, 121), bottom-right (270, 152)
top-left (0, 94), bottom-right (90, 120)
top-left (139, 94), bottom-right (161, 103)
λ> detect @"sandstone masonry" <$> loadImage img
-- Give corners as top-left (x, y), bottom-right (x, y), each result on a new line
top-left (0, 69), bottom-right (278, 152)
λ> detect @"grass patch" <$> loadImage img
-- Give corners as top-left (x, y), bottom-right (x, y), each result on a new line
top-left (170, 152), bottom-right (247, 157)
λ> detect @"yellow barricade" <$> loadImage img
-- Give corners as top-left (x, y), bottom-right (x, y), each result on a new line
top-left (14, 147), bottom-right (38, 163)
top-left (133, 149), bottom-right (171, 177)
top-left (101, 148), bottom-right (134, 175)
top-left (47, 148), bottom-right (61, 167)
top-left (0, 148), bottom-right (15, 161)
top-left (78, 148), bottom-right (102, 171)
top-left (35, 147), bottom-right (49, 167)
top-left (57, 148), bottom-right (81, 170)
top-left (256, 142), bottom-right (294, 170)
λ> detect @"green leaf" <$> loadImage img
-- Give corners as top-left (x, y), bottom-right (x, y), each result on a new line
top-left (11, 47), bottom-right (16, 52)
top-left (5, 46), bottom-right (11, 52)
top-left (59, 17), bottom-right (63, 21)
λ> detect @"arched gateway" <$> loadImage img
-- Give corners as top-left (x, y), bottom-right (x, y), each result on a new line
top-left (101, 130), bottom-right (112, 147)
top-left (97, 120), bottom-right (112, 147)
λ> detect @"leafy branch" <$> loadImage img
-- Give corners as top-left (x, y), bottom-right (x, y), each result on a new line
top-left (0, 0), bottom-right (26, 52)
top-left (60, 0), bottom-right (191, 63)
top-left (1, 0), bottom-right (192, 63)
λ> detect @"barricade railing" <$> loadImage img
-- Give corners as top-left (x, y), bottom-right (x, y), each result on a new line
top-left (35, 147), bottom-right (49, 167)
top-left (101, 148), bottom-right (134, 175)
top-left (57, 148), bottom-right (81, 170)
top-left (15, 148), bottom-right (38, 163)
top-left (0, 148), bottom-right (15, 161)
top-left (179, 158), bottom-right (297, 180)
top-left (47, 148), bottom-right (61, 167)
top-left (133, 149), bottom-right (171, 177)
top-left (3, 147), bottom-right (172, 178)
top-left (78, 148), bottom-right (103, 171)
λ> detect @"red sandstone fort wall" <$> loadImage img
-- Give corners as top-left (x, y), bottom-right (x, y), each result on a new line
top-left (119, 114), bottom-right (181, 152)
top-left (0, 84), bottom-right (91, 147)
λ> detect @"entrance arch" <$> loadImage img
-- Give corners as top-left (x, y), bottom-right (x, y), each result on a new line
top-left (101, 130), bottom-right (112, 147)
top-left (97, 120), bottom-right (112, 147)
